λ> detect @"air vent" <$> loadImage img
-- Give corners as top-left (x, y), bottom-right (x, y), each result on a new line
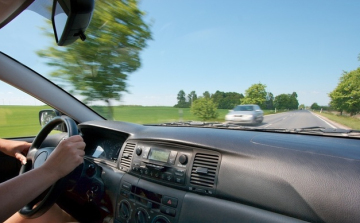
top-left (119, 142), bottom-right (136, 171)
top-left (190, 153), bottom-right (219, 188)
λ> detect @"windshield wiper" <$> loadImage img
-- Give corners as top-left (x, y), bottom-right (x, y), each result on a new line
top-left (146, 122), bottom-right (360, 137)
top-left (291, 126), bottom-right (360, 136)
top-left (146, 121), bottom-right (288, 131)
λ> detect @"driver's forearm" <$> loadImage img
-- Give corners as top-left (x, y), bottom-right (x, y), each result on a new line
top-left (0, 166), bottom-right (59, 222)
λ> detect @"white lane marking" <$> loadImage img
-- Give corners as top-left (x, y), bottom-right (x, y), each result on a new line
top-left (312, 113), bottom-right (336, 128)
top-left (263, 123), bottom-right (272, 128)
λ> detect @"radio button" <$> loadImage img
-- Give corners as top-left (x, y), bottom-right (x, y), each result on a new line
top-left (154, 171), bottom-right (160, 178)
top-left (174, 169), bottom-right (185, 176)
top-left (165, 173), bottom-right (174, 182)
top-left (174, 177), bottom-right (185, 184)
top-left (160, 173), bottom-right (166, 180)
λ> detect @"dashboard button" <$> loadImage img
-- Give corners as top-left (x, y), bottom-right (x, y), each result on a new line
top-left (174, 169), bottom-right (185, 176)
top-left (162, 196), bottom-right (178, 208)
top-left (160, 206), bottom-right (176, 217)
top-left (120, 190), bottom-right (129, 197)
top-left (147, 201), bottom-right (153, 209)
top-left (122, 182), bottom-right (132, 191)
top-left (139, 167), bottom-right (145, 174)
top-left (154, 171), bottom-right (160, 178)
top-left (160, 173), bottom-right (166, 180)
top-left (174, 176), bottom-right (185, 184)
top-left (165, 173), bottom-right (174, 182)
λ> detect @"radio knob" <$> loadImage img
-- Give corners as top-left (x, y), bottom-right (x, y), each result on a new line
top-left (179, 154), bottom-right (188, 165)
top-left (136, 147), bottom-right (142, 156)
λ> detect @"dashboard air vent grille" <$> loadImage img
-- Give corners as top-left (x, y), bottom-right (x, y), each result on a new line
top-left (190, 153), bottom-right (219, 188)
top-left (119, 142), bottom-right (136, 171)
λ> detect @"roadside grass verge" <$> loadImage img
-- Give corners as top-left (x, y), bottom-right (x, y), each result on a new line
top-left (314, 111), bottom-right (360, 130)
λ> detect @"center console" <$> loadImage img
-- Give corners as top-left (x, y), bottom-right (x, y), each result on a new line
top-left (115, 174), bottom-right (186, 223)
top-left (116, 140), bottom-right (221, 223)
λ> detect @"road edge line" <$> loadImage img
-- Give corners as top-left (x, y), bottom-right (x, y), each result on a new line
top-left (311, 112), bottom-right (350, 129)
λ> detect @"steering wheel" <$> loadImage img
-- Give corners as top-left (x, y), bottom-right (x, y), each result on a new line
top-left (18, 116), bottom-right (82, 218)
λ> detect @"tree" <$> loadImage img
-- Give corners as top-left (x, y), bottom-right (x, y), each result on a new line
top-left (188, 91), bottom-right (198, 105)
top-left (203, 91), bottom-right (211, 99)
top-left (190, 97), bottom-right (218, 121)
top-left (177, 90), bottom-right (186, 104)
top-left (37, 0), bottom-right (152, 119)
top-left (274, 94), bottom-right (290, 109)
top-left (273, 92), bottom-right (299, 110)
top-left (174, 90), bottom-right (190, 108)
top-left (211, 91), bottom-right (244, 109)
top-left (265, 92), bottom-right (274, 110)
top-left (289, 92), bottom-right (299, 110)
top-left (241, 83), bottom-right (267, 108)
top-left (299, 104), bottom-right (305, 110)
top-left (329, 68), bottom-right (360, 116)
top-left (310, 103), bottom-right (320, 110)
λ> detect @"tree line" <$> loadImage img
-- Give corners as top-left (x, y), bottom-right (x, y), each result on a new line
top-left (174, 83), bottom-right (299, 111)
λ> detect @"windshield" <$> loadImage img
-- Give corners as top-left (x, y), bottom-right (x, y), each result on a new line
top-left (0, 0), bottom-right (359, 135)
top-left (234, 106), bottom-right (254, 112)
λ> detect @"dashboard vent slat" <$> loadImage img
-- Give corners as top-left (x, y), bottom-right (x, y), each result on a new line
top-left (190, 153), bottom-right (219, 188)
top-left (119, 142), bottom-right (136, 171)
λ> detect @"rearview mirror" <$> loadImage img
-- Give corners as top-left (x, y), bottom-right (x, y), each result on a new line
top-left (52, 0), bottom-right (95, 46)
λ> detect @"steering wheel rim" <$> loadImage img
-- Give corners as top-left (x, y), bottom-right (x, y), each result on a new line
top-left (18, 116), bottom-right (80, 218)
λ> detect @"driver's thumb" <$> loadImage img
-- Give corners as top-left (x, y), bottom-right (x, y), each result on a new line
top-left (15, 152), bottom-right (27, 165)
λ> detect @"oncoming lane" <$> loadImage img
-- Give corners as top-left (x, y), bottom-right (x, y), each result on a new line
top-left (258, 110), bottom-right (337, 129)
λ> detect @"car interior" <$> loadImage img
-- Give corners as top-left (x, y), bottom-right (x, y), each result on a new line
top-left (0, 1), bottom-right (360, 223)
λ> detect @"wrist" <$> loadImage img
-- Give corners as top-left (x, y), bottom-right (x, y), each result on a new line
top-left (38, 163), bottom-right (63, 182)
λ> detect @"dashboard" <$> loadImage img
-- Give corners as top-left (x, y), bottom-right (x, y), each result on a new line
top-left (69, 120), bottom-right (360, 223)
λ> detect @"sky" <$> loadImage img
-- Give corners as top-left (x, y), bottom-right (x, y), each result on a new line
top-left (0, 0), bottom-right (360, 107)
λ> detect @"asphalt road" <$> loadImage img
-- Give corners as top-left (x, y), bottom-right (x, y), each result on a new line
top-left (256, 110), bottom-right (337, 129)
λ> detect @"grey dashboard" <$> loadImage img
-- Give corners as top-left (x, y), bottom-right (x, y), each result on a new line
top-left (78, 120), bottom-right (360, 223)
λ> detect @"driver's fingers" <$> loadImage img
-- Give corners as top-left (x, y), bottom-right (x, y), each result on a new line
top-left (15, 152), bottom-right (27, 165)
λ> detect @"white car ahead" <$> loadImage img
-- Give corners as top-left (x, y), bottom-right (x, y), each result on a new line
top-left (225, 104), bottom-right (264, 125)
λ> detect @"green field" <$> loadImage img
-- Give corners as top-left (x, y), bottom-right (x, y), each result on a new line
top-left (1, 105), bottom-right (277, 138)
top-left (315, 111), bottom-right (360, 130)
top-left (0, 105), bottom-right (52, 138)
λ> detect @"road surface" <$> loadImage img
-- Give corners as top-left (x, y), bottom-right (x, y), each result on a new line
top-left (256, 110), bottom-right (338, 129)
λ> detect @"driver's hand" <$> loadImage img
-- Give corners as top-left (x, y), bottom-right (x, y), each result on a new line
top-left (0, 139), bottom-right (31, 165)
top-left (43, 135), bottom-right (86, 179)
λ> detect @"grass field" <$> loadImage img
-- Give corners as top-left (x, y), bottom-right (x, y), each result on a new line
top-left (0, 105), bottom-right (52, 138)
top-left (315, 111), bottom-right (360, 130)
top-left (1, 105), bottom-right (277, 138)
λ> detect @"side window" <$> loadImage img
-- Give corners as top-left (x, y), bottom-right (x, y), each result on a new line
top-left (0, 82), bottom-right (51, 138)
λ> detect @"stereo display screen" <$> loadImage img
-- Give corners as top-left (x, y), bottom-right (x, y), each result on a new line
top-left (148, 148), bottom-right (170, 163)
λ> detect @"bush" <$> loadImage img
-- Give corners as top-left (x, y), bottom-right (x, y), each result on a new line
top-left (190, 98), bottom-right (218, 121)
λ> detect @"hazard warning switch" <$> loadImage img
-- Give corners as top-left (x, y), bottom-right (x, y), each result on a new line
top-left (161, 196), bottom-right (178, 208)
